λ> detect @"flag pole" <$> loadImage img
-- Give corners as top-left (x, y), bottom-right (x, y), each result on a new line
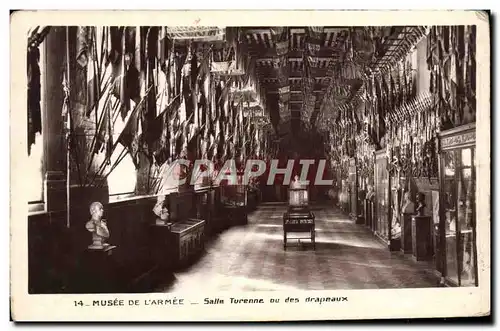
top-left (65, 26), bottom-right (71, 229)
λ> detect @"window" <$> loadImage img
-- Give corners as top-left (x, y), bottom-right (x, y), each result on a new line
top-left (107, 144), bottom-right (137, 199)
top-left (27, 133), bottom-right (44, 203)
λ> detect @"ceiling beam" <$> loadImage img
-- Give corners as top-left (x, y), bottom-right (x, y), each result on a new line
top-left (290, 104), bottom-right (320, 110)
top-left (323, 27), bottom-right (349, 34)
top-left (266, 81), bottom-right (326, 90)
top-left (257, 67), bottom-right (331, 78)
top-left (289, 102), bottom-right (322, 106)
top-left (267, 89), bottom-right (323, 95)
top-left (256, 56), bottom-right (340, 63)
top-left (290, 28), bottom-right (306, 34)
top-left (245, 27), bottom-right (354, 36)
top-left (248, 47), bottom-right (338, 58)
top-left (243, 28), bottom-right (272, 35)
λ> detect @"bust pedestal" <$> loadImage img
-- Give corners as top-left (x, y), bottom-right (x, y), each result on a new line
top-left (411, 215), bottom-right (432, 261)
top-left (155, 218), bottom-right (172, 227)
top-left (364, 199), bottom-right (373, 228)
top-left (400, 213), bottom-right (413, 254)
top-left (87, 244), bottom-right (116, 255)
top-left (81, 245), bottom-right (117, 293)
top-left (149, 222), bottom-right (174, 271)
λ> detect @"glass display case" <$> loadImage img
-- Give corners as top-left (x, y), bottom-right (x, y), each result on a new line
top-left (220, 172), bottom-right (248, 226)
top-left (288, 176), bottom-right (309, 207)
top-left (374, 149), bottom-right (390, 242)
top-left (194, 187), bottom-right (211, 233)
top-left (438, 123), bottom-right (477, 287)
top-left (431, 190), bottom-right (443, 274)
top-left (390, 175), bottom-right (402, 241)
top-left (289, 189), bottom-right (308, 209)
top-left (220, 173), bottom-right (248, 207)
top-left (348, 158), bottom-right (358, 220)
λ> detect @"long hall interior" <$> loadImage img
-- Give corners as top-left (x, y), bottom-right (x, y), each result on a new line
top-left (27, 25), bottom-right (478, 293)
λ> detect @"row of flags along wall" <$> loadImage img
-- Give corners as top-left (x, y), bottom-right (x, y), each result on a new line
top-left (67, 26), bottom-right (269, 187)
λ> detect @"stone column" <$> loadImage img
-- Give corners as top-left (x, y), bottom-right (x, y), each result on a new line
top-left (42, 27), bottom-right (67, 212)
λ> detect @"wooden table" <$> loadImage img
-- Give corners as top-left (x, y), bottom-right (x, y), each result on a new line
top-left (282, 207), bottom-right (315, 250)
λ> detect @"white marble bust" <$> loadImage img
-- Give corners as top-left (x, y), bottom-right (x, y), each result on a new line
top-left (401, 192), bottom-right (415, 214)
top-left (290, 175), bottom-right (302, 189)
top-left (85, 202), bottom-right (110, 249)
top-left (153, 195), bottom-right (170, 225)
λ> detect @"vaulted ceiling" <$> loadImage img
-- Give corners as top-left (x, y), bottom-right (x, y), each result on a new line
top-left (169, 25), bottom-right (428, 144)
top-left (239, 26), bottom-right (426, 131)
top-left (242, 27), bottom-right (350, 115)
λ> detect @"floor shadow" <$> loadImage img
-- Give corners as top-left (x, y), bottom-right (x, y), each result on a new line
top-left (312, 240), bottom-right (386, 252)
top-left (283, 242), bottom-right (316, 252)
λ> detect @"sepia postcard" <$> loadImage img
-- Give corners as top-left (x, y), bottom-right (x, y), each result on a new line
top-left (10, 10), bottom-right (490, 321)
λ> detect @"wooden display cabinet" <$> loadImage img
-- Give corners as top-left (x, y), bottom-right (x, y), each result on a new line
top-left (169, 218), bottom-right (206, 268)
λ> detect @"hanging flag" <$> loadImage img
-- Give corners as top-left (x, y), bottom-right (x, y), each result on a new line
top-left (157, 26), bottom-right (168, 66)
top-left (152, 112), bottom-right (170, 167)
top-left (84, 28), bottom-right (100, 117)
top-left (155, 63), bottom-right (168, 117)
top-left (200, 50), bottom-right (211, 103)
top-left (154, 27), bottom-right (169, 118)
top-left (119, 27), bottom-right (131, 119)
top-left (166, 41), bottom-right (176, 103)
top-left (305, 42), bottom-right (320, 56)
top-left (118, 106), bottom-right (142, 169)
top-left (384, 71), bottom-right (394, 112)
top-left (144, 28), bottom-right (163, 156)
top-left (133, 26), bottom-right (146, 102)
top-left (130, 27), bottom-right (151, 160)
top-left (308, 55), bottom-right (320, 68)
top-left (272, 57), bottom-right (283, 69)
top-left (275, 40), bottom-right (289, 56)
top-left (279, 85), bottom-right (290, 102)
top-left (93, 96), bottom-right (114, 162)
top-left (270, 27), bottom-right (285, 40)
